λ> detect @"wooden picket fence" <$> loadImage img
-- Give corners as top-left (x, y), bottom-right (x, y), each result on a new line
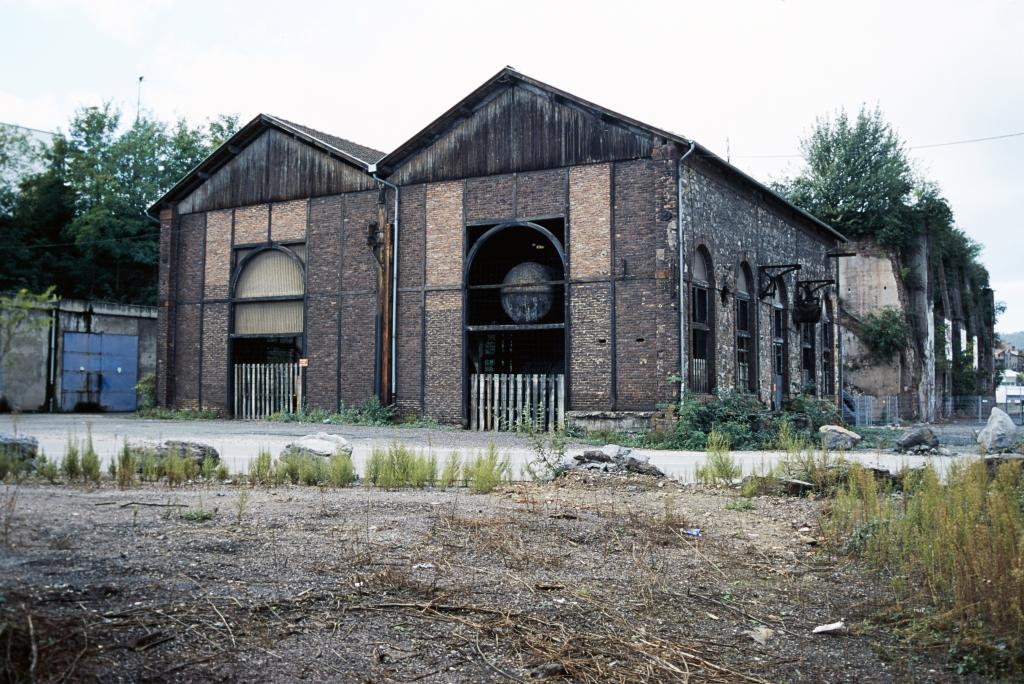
top-left (470, 373), bottom-right (564, 432)
top-left (234, 362), bottom-right (303, 419)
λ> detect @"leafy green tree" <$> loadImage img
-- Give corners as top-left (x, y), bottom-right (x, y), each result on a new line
top-left (2, 106), bottom-right (240, 304)
top-left (776, 106), bottom-right (918, 253)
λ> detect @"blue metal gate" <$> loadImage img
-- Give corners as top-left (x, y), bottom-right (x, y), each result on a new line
top-left (61, 332), bottom-right (139, 411)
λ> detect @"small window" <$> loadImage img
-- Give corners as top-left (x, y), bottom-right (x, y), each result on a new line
top-left (689, 247), bottom-right (714, 393)
top-left (736, 262), bottom-right (755, 392)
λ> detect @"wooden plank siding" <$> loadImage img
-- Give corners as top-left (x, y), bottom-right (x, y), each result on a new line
top-left (175, 128), bottom-right (377, 215)
top-left (386, 84), bottom-right (658, 186)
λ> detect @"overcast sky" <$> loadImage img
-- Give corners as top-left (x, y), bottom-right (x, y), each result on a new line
top-left (2, 0), bottom-right (1021, 332)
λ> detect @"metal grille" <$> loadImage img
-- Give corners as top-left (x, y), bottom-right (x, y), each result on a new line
top-left (234, 362), bottom-right (303, 419)
top-left (234, 301), bottom-right (304, 335)
top-left (469, 373), bottom-right (564, 431)
top-left (689, 358), bottom-right (710, 394)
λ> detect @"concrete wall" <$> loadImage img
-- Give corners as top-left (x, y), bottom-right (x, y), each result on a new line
top-left (0, 299), bottom-right (157, 412)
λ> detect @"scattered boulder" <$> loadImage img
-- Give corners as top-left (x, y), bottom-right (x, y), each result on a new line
top-left (565, 444), bottom-right (665, 478)
top-left (127, 439), bottom-right (220, 469)
top-left (0, 433), bottom-right (38, 468)
top-left (978, 407), bottom-right (1019, 454)
top-left (895, 427), bottom-right (939, 453)
top-left (819, 425), bottom-right (861, 451)
top-left (779, 478), bottom-right (815, 496)
top-left (281, 432), bottom-right (353, 459)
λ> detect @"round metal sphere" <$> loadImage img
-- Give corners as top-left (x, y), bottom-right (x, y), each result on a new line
top-left (500, 262), bottom-right (554, 323)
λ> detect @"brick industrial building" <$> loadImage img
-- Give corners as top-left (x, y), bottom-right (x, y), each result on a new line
top-left (151, 68), bottom-right (846, 429)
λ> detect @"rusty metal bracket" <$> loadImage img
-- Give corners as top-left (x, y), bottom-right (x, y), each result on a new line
top-left (758, 264), bottom-right (801, 299)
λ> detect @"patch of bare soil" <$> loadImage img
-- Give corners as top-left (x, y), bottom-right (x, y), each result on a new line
top-left (0, 477), bottom-right (960, 682)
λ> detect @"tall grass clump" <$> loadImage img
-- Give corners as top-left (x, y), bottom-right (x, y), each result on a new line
top-left (80, 429), bottom-right (101, 484)
top-left (695, 429), bottom-right (739, 485)
top-left (34, 452), bottom-right (58, 483)
top-left (464, 444), bottom-right (512, 494)
top-left (329, 452), bottom-right (356, 486)
top-left (439, 451), bottom-right (463, 489)
top-left (364, 442), bottom-right (436, 488)
top-left (117, 441), bottom-right (136, 489)
top-left (248, 449), bottom-right (275, 486)
top-left (827, 459), bottom-right (1024, 672)
top-left (61, 437), bottom-right (81, 482)
top-left (163, 448), bottom-right (190, 486)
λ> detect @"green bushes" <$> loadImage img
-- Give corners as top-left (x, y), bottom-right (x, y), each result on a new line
top-left (827, 459), bottom-right (1024, 672)
top-left (858, 306), bottom-right (909, 359)
top-left (60, 438), bottom-right (80, 481)
top-left (268, 398), bottom-right (397, 427)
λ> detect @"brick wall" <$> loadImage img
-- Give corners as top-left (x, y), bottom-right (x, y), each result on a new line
top-left (569, 283), bottom-right (612, 409)
top-left (156, 210), bottom-right (176, 406)
top-left (568, 164), bottom-right (611, 279)
top-left (234, 204), bottom-right (269, 244)
top-left (204, 209), bottom-right (232, 299)
top-left (425, 182), bottom-right (463, 287)
top-left (340, 293), bottom-right (377, 408)
top-left (271, 199), bottom-right (308, 242)
top-left (305, 195), bottom-right (345, 410)
top-left (424, 290), bottom-right (462, 423)
top-left (465, 175), bottom-right (513, 222)
top-left (517, 169), bottom-right (566, 218)
top-left (396, 185), bottom-right (426, 415)
top-left (200, 303), bottom-right (229, 414)
top-left (173, 303), bottom-right (201, 409)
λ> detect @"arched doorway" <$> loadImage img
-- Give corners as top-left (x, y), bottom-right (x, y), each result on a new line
top-left (230, 246), bottom-right (305, 418)
top-left (464, 221), bottom-right (566, 430)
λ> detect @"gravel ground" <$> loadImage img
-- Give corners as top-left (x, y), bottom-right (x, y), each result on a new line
top-left (0, 476), bottom-right (972, 682)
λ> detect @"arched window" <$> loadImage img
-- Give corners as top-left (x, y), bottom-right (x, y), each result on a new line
top-left (233, 248), bottom-right (305, 335)
top-left (736, 263), bottom-right (756, 392)
top-left (800, 319), bottom-right (816, 394)
top-left (821, 298), bottom-right (835, 397)
top-left (771, 281), bottom-right (788, 408)
top-left (689, 247), bottom-right (714, 393)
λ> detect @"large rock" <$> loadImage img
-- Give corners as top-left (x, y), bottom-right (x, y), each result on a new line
top-left (819, 425), bottom-right (861, 451)
top-left (565, 444), bottom-right (665, 478)
top-left (0, 433), bottom-right (38, 468)
top-left (896, 427), bottom-right (939, 452)
top-left (127, 439), bottom-right (220, 469)
top-left (281, 432), bottom-right (353, 459)
top-left (978, 408), bottom-right (1019, 453)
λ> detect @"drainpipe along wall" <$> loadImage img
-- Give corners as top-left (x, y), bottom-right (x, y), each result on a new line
top-left (677, 141), bottom-right (696, 400)
top-left (370, 169), bottom-right (400, 405)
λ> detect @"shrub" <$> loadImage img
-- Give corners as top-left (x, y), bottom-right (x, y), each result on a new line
top-left (134, 374), bottom-right (157, 411)
top-left (163, 449), bottom-right (190, 487)
top-left (138, 450), bottom-right (160, 482)
top-left (465, 444), bottom-right (512, 494)
top-left (215, 462), bottom-right (230, 482)
top-left (61, 438), bottom-right (80, 481)
top-left (523, 428), bottom-right (568, 481)
top-left (268, 398), bottom-right (397, 427)
top-left (858, 306), bottom-right (909, 359)
top-left (726, 498), bottom-right (755, 511)
top-left (670, 390), bottom-right (778, 450)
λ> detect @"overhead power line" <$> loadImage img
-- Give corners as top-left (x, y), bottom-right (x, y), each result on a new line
top-left (732, 130), bottom-right (1024, 159)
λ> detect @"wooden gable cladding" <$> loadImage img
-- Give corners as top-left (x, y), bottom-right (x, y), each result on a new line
top-left (175, 128), bottom-right (376, 215)
top-left (385, 83), bottom-right (658, 186)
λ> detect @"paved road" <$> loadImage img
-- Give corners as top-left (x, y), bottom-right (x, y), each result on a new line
top-left (0, 413), bottom-right (975, 481)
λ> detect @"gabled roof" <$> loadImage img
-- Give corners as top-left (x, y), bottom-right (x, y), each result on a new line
top-left (150, 113), bottom-right (384, 213)
top-left (378, 67), bottom-right (846, 243)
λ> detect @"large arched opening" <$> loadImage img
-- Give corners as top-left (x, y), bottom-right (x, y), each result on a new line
top-left (464, 220), bottom-right (566, 430)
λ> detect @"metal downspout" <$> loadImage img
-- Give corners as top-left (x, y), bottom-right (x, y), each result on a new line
top-left (372, 172), bottom-right (400, 401)
top-left (677, 142), bottom-right (696, 400)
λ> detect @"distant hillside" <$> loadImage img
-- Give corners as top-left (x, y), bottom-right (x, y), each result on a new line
top-left (1002, 331), bottom-right (1024, 348)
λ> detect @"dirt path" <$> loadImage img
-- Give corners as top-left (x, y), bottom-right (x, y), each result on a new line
top-left (0, 477), bottom-right (963, 682)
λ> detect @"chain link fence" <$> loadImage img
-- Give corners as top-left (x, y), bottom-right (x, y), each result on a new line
top-left (844, 394), bottom-right (1024, 427)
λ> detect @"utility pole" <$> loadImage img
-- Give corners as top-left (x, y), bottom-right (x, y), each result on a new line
top-left (136, 76), bottom-right (144, 123)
